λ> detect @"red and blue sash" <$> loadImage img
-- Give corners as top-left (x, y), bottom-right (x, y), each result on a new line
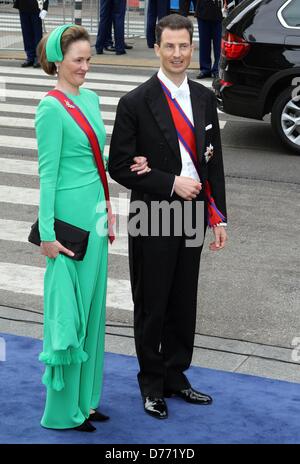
top-left (159, 79), bottom-right (226, 228)
top-left (47, 89), bottom-right (115, 243)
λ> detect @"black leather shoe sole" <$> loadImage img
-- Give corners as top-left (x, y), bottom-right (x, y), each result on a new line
top-left (144, 407), bottom-right (168, 419)
top-left (144, 409), bottom-right (168, 419)
top-left (164, 390), bottom-right (213, 405)
top-left (183, 396), bottom-right (212, 404)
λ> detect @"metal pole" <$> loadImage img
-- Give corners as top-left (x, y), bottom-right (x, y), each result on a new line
top-left (74, 0), bottom-right (82, 25)
top-left (126, 2), bottom-right (130, 38)
top-left (144, 0), bottom-right (148, 36)
top-left (90, 0), bottom-right (97, 32)
top-left (90, 0), bottom-right (93, 32)
top-left (63, 0), bottom-right (67, 24)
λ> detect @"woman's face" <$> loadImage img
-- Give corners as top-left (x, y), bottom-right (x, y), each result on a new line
top-left (58, 39), bottom-right (91, 88)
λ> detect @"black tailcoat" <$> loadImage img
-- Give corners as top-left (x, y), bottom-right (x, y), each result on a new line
top-left (13, 1), bottom-right (49, 13)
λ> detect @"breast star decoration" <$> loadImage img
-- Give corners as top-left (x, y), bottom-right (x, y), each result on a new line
top-left (204, 143), bottom-right (214, 163)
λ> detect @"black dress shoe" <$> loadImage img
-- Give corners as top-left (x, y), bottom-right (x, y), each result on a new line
top-left (21, 60), bottom-right (34, 68)
top-left (88, 410), bottom-right (110, 422)
top-left (104, 45), bottom-right (116, 52)
top-left (143, 396), bottom-right (168, 419)
top-left (125, 43), bottom-right (133, 50)
top-left (116, 50), bottom-right (126, 55)
top-left (164, 387), bottom-right (213, 405)
top-left (74, 419), bottom-right (96, 432)
top-left (211, 71), bottom-right (219, 78)
top-left (196, 72), bottom-right (211, 79)
top-left (33, 59), bottom-right (41, 68)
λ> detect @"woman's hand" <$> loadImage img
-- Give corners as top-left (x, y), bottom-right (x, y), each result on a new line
top-left (130, 156), bottom-right (151, 175)
top-left (40, 240), bottom-right (75, 259)
top-left (107, 202), bottom-right (116, 245)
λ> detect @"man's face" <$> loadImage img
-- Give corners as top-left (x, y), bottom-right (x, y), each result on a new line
top-left (155, 28), bottom-right (193, 78)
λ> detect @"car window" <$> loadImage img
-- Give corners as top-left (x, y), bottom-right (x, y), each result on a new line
top-left (280, 0), bottom-right (300, 27)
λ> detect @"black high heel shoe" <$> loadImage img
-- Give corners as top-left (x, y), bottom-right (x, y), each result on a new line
top-left (74, 419), bottom-right (96, 432)
top-left (88, 410), bottom-right (110, 422)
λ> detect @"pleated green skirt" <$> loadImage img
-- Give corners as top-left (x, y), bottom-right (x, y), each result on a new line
top-left (40, 180), bottom-right (108, 429)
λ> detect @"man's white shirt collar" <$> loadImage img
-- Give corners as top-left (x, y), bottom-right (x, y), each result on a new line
top-left (157, 69), bottom-right (190, 100)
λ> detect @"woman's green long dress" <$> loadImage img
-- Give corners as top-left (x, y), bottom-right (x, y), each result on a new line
top-left (35, 88), bottom-right (108, 429)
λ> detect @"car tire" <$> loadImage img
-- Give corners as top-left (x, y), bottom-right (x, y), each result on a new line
top-left (271, 86), bottom-right (300, 155)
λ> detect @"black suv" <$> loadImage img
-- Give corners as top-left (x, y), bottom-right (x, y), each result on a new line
top-left (214, 0), bottom-right (300, 154)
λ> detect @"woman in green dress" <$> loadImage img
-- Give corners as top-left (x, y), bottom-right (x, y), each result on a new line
top-left (35, 24), bottom-right (149, 432)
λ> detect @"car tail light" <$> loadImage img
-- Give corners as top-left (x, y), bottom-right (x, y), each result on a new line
top-left (221, 32), bottom-right (251, 60)
top-left (219, 79), bottom-right (233, 89)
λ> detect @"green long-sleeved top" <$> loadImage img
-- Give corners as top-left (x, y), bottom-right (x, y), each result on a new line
top-left (35, 88), bottom-right (106, 241)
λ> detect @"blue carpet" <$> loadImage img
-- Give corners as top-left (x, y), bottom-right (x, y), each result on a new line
top-left (0, 332), bottom-right (300, 444)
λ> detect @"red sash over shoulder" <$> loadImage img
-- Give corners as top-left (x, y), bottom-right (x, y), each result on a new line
top-left (47, 89), bottom-right (115, 243)
top-left (159, 79), bottom-right (226, 228)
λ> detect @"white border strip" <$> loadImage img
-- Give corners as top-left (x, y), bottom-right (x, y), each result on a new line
top-left (277, 0), bottom-right (300, 30)
top-left (0, 262), bottom-right (133, 311)
top-left (227, 0), bottom-right (263, 29)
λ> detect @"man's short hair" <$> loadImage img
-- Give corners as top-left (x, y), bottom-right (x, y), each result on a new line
top-left (155, 14), bottom-right (194, 46)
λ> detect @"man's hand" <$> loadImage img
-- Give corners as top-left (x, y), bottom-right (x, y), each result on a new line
top-left (130, 156), bottom-right (151, 175)
top-left (209, 226), bottom-right (227, 251)
top-left (40, 240), bottom-right (75, 259)
top-left (174, 176), bottom-right (202, 200)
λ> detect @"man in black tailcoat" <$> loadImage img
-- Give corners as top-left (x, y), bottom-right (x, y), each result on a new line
top-left (109, 14), bottom-right (227, 419)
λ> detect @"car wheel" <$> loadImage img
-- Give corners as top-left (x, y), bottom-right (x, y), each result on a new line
top-left (271, 86), bottom-right (300, 155)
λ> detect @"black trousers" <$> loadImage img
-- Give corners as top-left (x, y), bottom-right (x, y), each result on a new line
top-left (95, 0), bottom-right (126, 53)
top-left (146, 0), bottom-right (170, 48)
top-left (179, 0), bottom-right (197, 16)
top-left (19, 11), bottom-right (42, 61)
top-left (131, 197), bottom-right (205, 397)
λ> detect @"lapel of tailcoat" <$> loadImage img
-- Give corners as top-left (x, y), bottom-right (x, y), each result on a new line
top-left (188, 79), bottom-right (206, 164)
top-left (145, 75), bottom-right (181, 163)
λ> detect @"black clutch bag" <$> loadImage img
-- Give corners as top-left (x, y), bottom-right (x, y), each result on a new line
top-left (28, 219), bottom-right (90, 261)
